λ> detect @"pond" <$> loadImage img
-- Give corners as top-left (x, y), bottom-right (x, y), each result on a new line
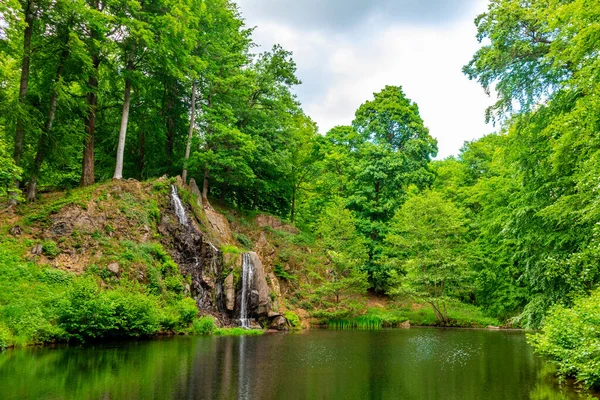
top-left (0, 328), bottom-right (595, 399)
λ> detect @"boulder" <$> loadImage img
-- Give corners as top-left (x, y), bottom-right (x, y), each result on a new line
top-left (31, 244), bottom-right (43, 255)
top-left (248, 252), bottom-right (270, 316)
top-left (399, 320), bottom-right (410, 329)
top-left (225, 274), bottom-right (235, 311)
top-left (107, 262), bottom-right (120, 274)
top-left (269, 315), bottom-right (288, 330)
top-left (9, 226), bottom-right (22, 236)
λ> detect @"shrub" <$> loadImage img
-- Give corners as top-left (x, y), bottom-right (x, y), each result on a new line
top-left (285, 311), bottom-right (301, 329)
top-left (192, 316), bottom-right (215, 335)
top-left (234, 233), bottom-right (253, 249)
top-left (274, 264), bottom-right (296, 281)
top-left (42, 240), bottom-right (61, 258)
top-left (59, 279), bottom-right (160, 341)
top-left (529, 290), bottom-right (600, 389)
top-left (178, 298), bottom-right (198, 325)
top-left (0, 323), bottom-right (14, 350)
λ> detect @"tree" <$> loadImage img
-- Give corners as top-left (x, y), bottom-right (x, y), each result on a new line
top-left (314, 200), bottom-right (369, 307)
top-left (288, 114), bottom-right (318, 224)
top-left (385, 190), bottom-right (469, 324)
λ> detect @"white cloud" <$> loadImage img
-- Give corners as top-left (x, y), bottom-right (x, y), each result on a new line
top-left (238, 0), bottom-right (496, 158)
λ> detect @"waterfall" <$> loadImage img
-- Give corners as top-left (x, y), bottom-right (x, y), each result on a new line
top-left (240, 253), bottom-right (254, 328)
top-left (171, 185), bottom-right (188, 226)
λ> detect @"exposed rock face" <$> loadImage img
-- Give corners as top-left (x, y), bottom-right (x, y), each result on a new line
top-left (159, 184), bottom-right (288, 327)
top-left (158, 187), bottom-right (226, 317)
top-left (225, 274), bottom-right (235, 311)
top-left (189, 178), bottom-right (203, 208)
top-left (249, 251), bottom-right (270, 316)
top-left (205, 208), bottom-right (233, 245)
top-left (234, 251), bottom-right (272, 322)
top-left (256, 214), bottom-right (298, 234)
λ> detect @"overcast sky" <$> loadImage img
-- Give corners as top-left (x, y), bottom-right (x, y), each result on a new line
top-left (236, 0), bottom-right (496, 159)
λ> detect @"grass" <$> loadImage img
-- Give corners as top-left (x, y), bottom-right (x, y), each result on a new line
top-left (0, 181), bottom-right (206, 348)
top-left (214, 328), bottom-right (264, 336)
top-left (323, 301), bottom-right (500, 330)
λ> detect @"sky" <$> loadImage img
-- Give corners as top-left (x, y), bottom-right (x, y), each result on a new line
top-left (235, 0), bottom-right (496, 159)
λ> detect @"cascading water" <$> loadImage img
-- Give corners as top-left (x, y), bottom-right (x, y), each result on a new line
top-left (171, 185), bottom-right (188, 226)
top-left (239, 253), bottom-right (254, 328)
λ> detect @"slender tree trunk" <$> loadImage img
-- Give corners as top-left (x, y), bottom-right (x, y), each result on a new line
top-left (81, 55), bottom-right (99, 187)
top-left (291, 184), bottom-right (297, 223)
top-left (113, 56), bottom-right (133, 180)
top-left (8, 1), bottom-right (35, 205)
top-left (182, 81), bottom-right (196, 184)
top-left (26, 26), bottom-right (70, 202)
top-left (202, 168), bottom-right (209, 207)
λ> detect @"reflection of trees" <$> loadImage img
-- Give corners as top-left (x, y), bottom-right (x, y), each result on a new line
top-left (0, 331), bottom-right (591, 399)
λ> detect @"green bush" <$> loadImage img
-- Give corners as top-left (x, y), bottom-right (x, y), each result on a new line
top-left (0, 323), bottom-right (14, 350)
top-left (234, 233), bottom-right (253, 249)
top-left (529, 290), bottom-right (600, 389)
top-left (192, 316), bottom-right (215, 335)
top-left (274, 264), bottom-right (296, 281)
top-left (285, 311), bottom-right (301, 329)
top-left (42, 240), bottom-right (61, 257)
top-left (177, 298), bottom-right (198, 325)
top-left (59, 279), bottom-right (160, 341)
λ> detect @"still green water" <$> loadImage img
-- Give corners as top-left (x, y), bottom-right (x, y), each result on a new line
top-left (0, 328), bottom-right (595, 400)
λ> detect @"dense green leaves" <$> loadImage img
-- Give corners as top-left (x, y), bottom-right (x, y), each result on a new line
top-left (385, 190), bottom-right (469, 324)
top-left (530, 290), bottom-right (600, 389)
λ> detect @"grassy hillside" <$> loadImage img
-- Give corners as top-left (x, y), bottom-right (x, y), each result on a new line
top-left (0, 179), bottom-right (500, 349)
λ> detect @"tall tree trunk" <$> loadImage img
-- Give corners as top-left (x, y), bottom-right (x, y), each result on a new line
top-left (81, 54), bottom-right (99, 187)
top-left (202, 168), bottom-right (209, 207)
top-left (113, 50), bottom-right (134, 180)
top-left (291, 184), bottom-right (297, 224)
top-left (8, 0), bottom-right (35, 205)
top-left (27, 40), bottom-right (69, 201)
top-left (182, 81), bottom-right (196, 184)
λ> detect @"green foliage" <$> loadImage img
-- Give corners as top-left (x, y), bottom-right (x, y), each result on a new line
top-left (327, 315), bottom-right (383, 330)
top-left (0, 138), bottom-right (21, 201)
top-left (234, 232), bottom-right (253, 250)
top-left (313, 200), bottom-right (370, 306)
top-left (214, 327), bottom-right (264, 336)
top-left (0, 323), bottom-right (15, 350)
top-left (529, 290), bottom-right (600, 389)
top-left (41, 240), bottom-right (61, 258)
top-left (385, 190), bottom-right (470, 324)
top-left (284, 311), bottom-right (301, 329)
top-left (191, 316), bottom-right (216, 336)
top-left (58, 279), bottom-right (161, 341)
top-left (274, 264), bottom-right (296, 281)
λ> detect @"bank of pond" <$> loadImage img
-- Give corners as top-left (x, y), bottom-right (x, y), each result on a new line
top-left (0, 328), bottom-right (598, 400)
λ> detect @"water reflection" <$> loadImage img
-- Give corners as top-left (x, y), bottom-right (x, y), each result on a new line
top-left (0, 329), bottom-right (596, 400)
